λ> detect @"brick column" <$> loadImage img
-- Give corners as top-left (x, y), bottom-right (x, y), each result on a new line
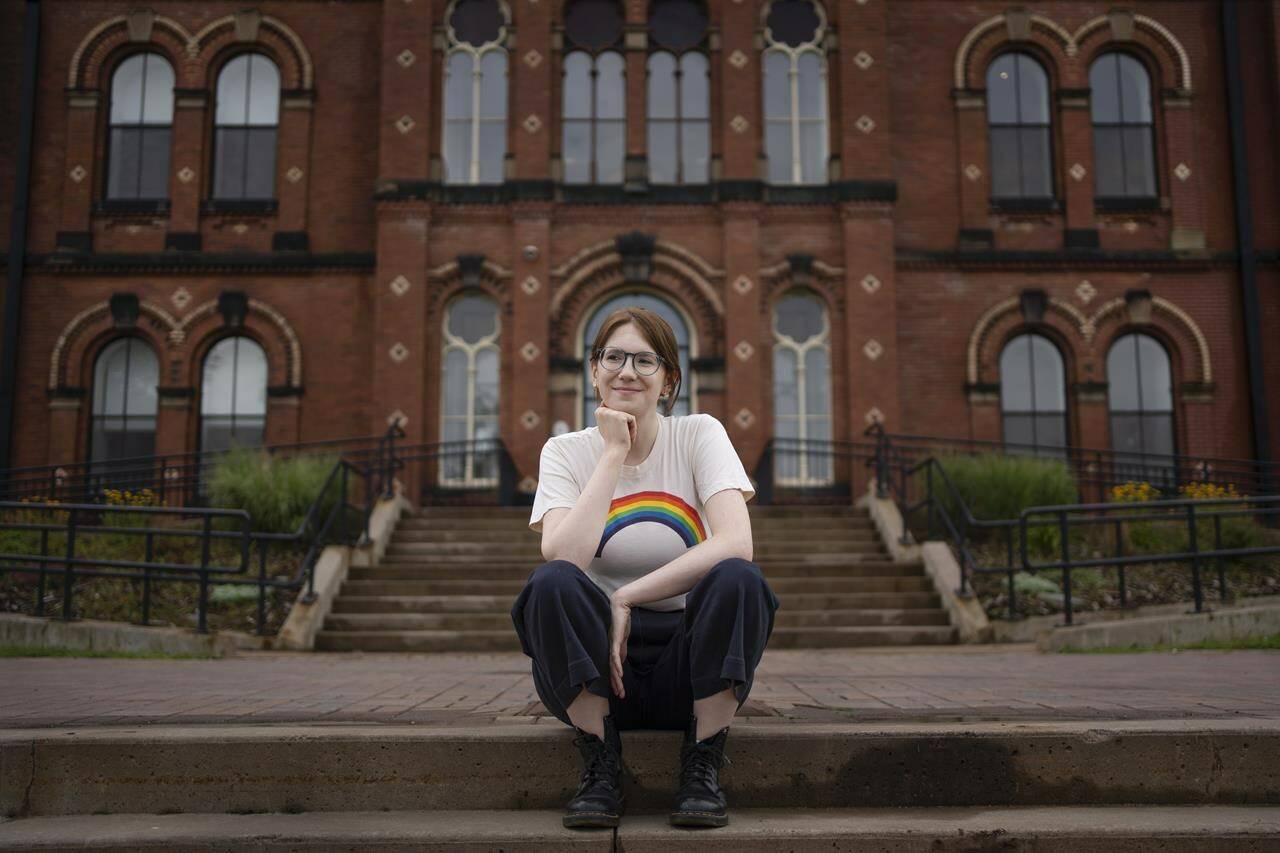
top-left (155, 389), bottom-right (193, 507)
top-left (167, 89), bottom-right (206, 248)
top-left (1059, 90), bottom-right (1097, 247)
top-left (275, 91), bottom-right (315, 247)
top-left (511, 0), bottom-right (552, 180)
top-left (377, 0), bottom-right (434, 179)
top-left (1162, 92), bottom-right (1207, 252)
top-left (718, 0), bottom-right (759, 181)
top-left (834, 0), bottom-right (890, 179)
top-left (953, 92), bottom-right (991, 246)
top-left (508, 210), bottom-right (553, 489)
top-left (624, 25), bottom-right (648, 188)
top-left (722, 208), bottom-right (765, 473)
top-left (56, 91), bottom-right (99, 252)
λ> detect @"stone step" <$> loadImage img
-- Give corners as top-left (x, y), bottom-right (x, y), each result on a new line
top-left (376, 554), bottom-right (900, 570)
top-left (331, 590), bottom-right (945, 612)
top-left (383, 540), bottom-right (889, 557)
top-left (336, 576), bottom-right (936, 597)
top-left (4, 721), bottom-right (1274, 817)
top-left (349, 561), bottom-right (918, 581)
top-left (396, 517), bottom-right (880, 533)
top-left (322, 608), bottom-right (951, 633)
top-left (410, 506), bottom-right (866, 518)
top-left (391, 528), bottom-right (885, 543)
top-left (2, 806), bottom-right (1277, 851)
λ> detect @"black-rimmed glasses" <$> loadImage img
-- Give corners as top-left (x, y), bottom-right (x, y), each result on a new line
top-left (595, 347), bottom-right (665, 376)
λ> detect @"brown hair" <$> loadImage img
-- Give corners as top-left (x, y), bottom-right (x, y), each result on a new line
top-left (588, 306), bottom-right (683, 415)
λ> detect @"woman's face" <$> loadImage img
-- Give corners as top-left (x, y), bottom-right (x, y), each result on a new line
top-left (592, 322), bottom-right (670, 417)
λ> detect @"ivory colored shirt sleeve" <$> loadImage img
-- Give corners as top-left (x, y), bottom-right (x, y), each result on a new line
top-left (692, 414), bottom-right (756, 505)
top-left (529, 439), bottom-right (581, 533)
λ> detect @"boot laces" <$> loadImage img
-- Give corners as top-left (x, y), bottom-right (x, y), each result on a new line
top-left (680, 739), bottom-right (731, 788)
top-left (573, 733), bottom-right (635, 788)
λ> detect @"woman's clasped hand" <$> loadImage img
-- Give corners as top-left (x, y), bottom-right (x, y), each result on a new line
top-left (595, 403), bottom-right (636, 452)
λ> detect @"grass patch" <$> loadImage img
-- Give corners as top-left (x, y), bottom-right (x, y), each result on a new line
top-left (0, 643), bottom-right (222, 659)
top-left (1058, 632), bottom-right (1280, 653)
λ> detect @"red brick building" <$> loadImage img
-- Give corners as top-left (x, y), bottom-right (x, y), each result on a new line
top-left (1, 0), bottom-right (1277, 500)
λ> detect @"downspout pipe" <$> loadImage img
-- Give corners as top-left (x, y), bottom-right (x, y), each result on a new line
top-left (1222, 0), bottom-right (1273, 487)
top-left (0, 0), bottom-right (41, 476)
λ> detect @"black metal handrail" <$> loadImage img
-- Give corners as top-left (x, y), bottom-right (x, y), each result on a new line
top-left (0, 423), bottom-right (406, 635)
top-left (399, 438), bottom-right (522, 505)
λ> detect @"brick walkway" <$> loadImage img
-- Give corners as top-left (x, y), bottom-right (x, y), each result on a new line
top-left (1, 645), bottom-right (1277, 728)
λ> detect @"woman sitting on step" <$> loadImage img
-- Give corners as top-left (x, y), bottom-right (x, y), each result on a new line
top-left (511, 305), bottom-right (780, 830)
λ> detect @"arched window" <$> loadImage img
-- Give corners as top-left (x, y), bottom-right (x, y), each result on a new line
top-left (1090, 53), bottom-right (1156, 200)
top-left (772, 289), bottom-right (832, 485)
top-left (647, 0), bottom-right (709, 184)
top-left (89, 339), bottom-right (159, 477)
top-left (563, 0), bottom-right (626, 184)
top-left (582, 292), bottom-right (691, 428)
top-left (441, 293), bottom-right (500, 486)
top-left (986, 53), bottom-right (1052, 200)
top-left (106, 53), bottom-right (174, 200)
top-left (213, 53), bottom-right (280, 200)
top-left (1000, 333), bottom-right (1068, 455)
top-left (763, 0), bottom-right (828, 185)
top-left (1107, 333), bottom-right (1175, 484)
top-left (200, 337), bottom-right (267, 454)
top-left (443, 0), bottom-right (509, 184)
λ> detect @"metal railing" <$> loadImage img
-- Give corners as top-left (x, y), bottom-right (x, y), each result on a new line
top-left (399, 438), bottom-right (522, 506)
top-left (866, 423), bottom-right (1280, 624)
top-left (0, 425), bottom-right (406, 634)
top-left (754, 437), bottom-right (871, 505)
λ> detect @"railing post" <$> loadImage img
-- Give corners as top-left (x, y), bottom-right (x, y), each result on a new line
top-left (141, 529), bottom-right (154, 626)
top-left (36, 524), bottom-right (49, 616)
top-left (1059, 510), bottom-right (1073, 627)
top-left (256, 538), bottom-right (269, 636)
top-left (874, 428), bottom-right (889, 498)
top-left (61, 506), bottom-right (77, 622)
top-left (1187, 502), bottom-right (1204, 613)
top-left (1214, 513), bottom-right (1228, 603)
top-left (197, 514), bottom-right (211, 634)
top-left (925, 463), bottom-right (936, 541)
top-left (1114, 518), bottom-right (1127, 610)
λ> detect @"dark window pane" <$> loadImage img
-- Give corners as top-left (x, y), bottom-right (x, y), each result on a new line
top-left (799, 119), bottom-right (826, 183)
top-left (986, 54), bottom-right (1018, 124)
top-left (1015, 54), bottom-right (1049, 123)
top-left (140, 55), bottom-right (175, 124)
top-left (765, 0), bottom-right (821, 48)
top-left (444, 120), bottom-right (472, 183)
top-left (214, 128), bottom-right (246, 198)
top-left (564, 0), bottom-right (623, 50)
top-left (649, 0), bottom-right (707, 51)
top-left (1107, 334), bottom-right (1141, 411)
top-left (1116, 54), bottom-right (1152, 123)
top-left (1030, 334), bottom-right (1065, 410)
top-left (595, 119), bottom-right (624, 183)
top-left (563, 120), bottom-right (591, 182)
top-left (444, 52), bottom-right (473, 119)
top-left (448, 295), bottom-right (499, 343)
top-left (648, 52), bottom-right (678, 120)
top-left (797, 51), bottom-right (824, 119)
top-left (1142, 413), bottom-right (1174, 457)
top-left (649, 121), bottom-right (677, 182)
top-left (110, 55), bottom-right (145, 124)
top-left (774, 292), bottom-right (824, 342)
top-left (1122, 126), bottom-right (1155, 197)
top-left (216, 56), bottom-right (250, 125)
top-left (479, 52), bottom-right (507, 118)
top-left (450, 0), bottom-right (505, 47)
top-left (596, 52), bottom-right (625, 119)
top-left (478, 120), bottom-right (506, 182)
top-left (244, 127), bottom-right (276, 198)
top-left (1137, 334), bottom-right (1173, 410)
top-left (1093, 126), bottom-right (1124, 196)
top-left (1019, 126), bottom-right (1052, 197)
top-left (107, 128), bottom-right (142, 199)
top-left (1034, 413), bottom-right (1067, 449)
top-left (138, 128), bottom-right (170, 198)
top-left (988, 127), bottom-right (1021, 198)
top-left (245, 55), bottom-right (280, 125)
top-left (999, 335), bottom-right (1033, 411)
top-left (763, 50), bottom-right (790, 121)
top-left (1090, 54), bottom-right (1121, 123)
top-left (681, 121), bottom-right (709, 183)
top-left (680, 52), bottom-right (709, 119)
top-left (1003, 413), bottom-right (1035, 447)
top-left (766, 121), bottom-right (791, 183)
top-left (563, 52), bottom-right (592, 119)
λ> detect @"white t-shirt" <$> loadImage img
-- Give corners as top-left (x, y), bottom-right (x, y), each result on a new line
top-left (529, 413), bottom-right (756, 611)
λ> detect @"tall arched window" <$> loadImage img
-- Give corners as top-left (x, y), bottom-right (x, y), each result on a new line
top-left (443, 0), bottom-right (510, 184)
top-left (89, 339), bottom-right (159, 475)
top-left (582, 292), bottom-right (691, 428)
top-left (987, 53), bottom-right (1053, 200)
top-left (563, 0), bottom-right (625, 184)
top-left (763, 0), bottom-right (828, 185)
top-left (106, 53), bottom-right (175, 200)
top-left (213, 53), bottom-right (280, 200)
top-left (772, 289), bottom-right (832, 485)
top-left (1108, 333), bottom-right (1174, 484)
top-left (999, 333), bottom-right (1068, 455)
top-left (647, 0), bottom-right (709, 184)
top-left (1090, 53), bottom-right (1156, 200)
top-left (441, 293), bottom-right (500, 485)
top-left (200, 337), bottom-right (267, 454)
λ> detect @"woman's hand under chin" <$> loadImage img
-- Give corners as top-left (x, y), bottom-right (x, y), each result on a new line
top-left (596, 403), bottom-right (636, 452)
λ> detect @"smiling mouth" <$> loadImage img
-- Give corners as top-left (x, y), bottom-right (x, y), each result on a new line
top-left (613, 387), bottom-right (642, 392)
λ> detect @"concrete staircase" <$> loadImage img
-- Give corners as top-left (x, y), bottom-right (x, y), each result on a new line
top-left (2, 720), bottom-right (1277, 849)
top-left (316, 504), bottom-right (958, 652)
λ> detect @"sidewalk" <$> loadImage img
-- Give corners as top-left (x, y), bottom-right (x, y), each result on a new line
top-left (3, 644), bottom-right (1277, 729)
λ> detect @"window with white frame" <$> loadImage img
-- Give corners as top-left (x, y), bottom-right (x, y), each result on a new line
top-left (999, 333), bottom-right (1068, 456)
top-left (562, 0), bottom-right (626, 184)
top-left (213, 53), bottom-right (280, 200)
top-left (106, 53), bottom-right (174, 200)
top-left (443, 0), bottom-right (510, 184)
top-left (763, 0), bottom-right (828, 185)
top-left (1090, 53), bottom-right (1156, 200)
top-left (89, 339), bottom-right (159, 476)
top-left (986, 52), bottom-right (1053, 200)
top-left (772, 289), bottom-right (832, 485)
top-left (441, 293), bottom-right (500, 486)
top-left (1107, 332), bottom-right (1175, 486)
top-left (200, 337), bottom-right (267, 454)
top-left (647, 0), bottom-right (710, 184)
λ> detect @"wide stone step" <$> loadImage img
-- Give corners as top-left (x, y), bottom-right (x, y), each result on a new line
top-left (315, 629), bottom-right (521, 652)
top-left (391, 528), bottom-right (885, 543)
top-left (4, 721), bottom-right (1274, 816)
top-left (322, 608), bottom-right (950, 632)
top-left (383, 541), bottom-right (889, 558)
top-left (410, 505), bottom-right (865, 518)
top-left (337, 576), bottom-right (936, 596)
top-left (396, 518), bottom-right (880, 533)
top-left (2, 806), bottom-right (1277, 851)
top-left (376, 554), bottom-right (900, 570)
top-left (350, 561), bottom-right (918, 581)
top-left (769, 625), bottom-right (958, 647)
top-left (331, 590), bottom-right (945, 612)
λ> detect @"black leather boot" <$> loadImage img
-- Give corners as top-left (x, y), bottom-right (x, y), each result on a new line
top-left (564, 714), bottom-right (626, 828)
top-left (669, 713), bottom-right (731, 827)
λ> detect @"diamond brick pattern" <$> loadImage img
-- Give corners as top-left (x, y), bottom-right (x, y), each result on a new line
top-left (734, 340), bottom-right (755, 361)
top-left (390, 275), bottom-right (411, 297)
top-left (389, 342), bottom-right (409, 363)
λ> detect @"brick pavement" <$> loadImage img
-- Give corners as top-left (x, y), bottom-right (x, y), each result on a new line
top-left (0, 644), bottom-right (1277, 729)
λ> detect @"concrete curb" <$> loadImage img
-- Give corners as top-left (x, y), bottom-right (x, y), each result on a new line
top-left (1039, 603), bottom-right (1280, 652)
top-left (274, 495), bottom-right (411, 651)
top-left (0, 612), bottom-right (250, 658)
top-left (859, 484), bottom-right (990, 643)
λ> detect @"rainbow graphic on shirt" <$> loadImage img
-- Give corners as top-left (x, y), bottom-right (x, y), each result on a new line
top-left (595, 491), bottom-right (707, 558)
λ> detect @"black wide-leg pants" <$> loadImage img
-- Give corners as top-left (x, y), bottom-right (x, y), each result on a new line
top-left (510, 558), bottom-right (781, 731)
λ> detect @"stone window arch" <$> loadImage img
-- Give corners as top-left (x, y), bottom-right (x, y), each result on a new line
top-left (772, 288), bottom-right (832, 485)
top-left (442, 0), bottom-right (510, 184)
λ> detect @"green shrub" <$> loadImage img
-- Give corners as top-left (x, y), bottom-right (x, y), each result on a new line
top-left (206, 447), bottom-right (343, 534)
